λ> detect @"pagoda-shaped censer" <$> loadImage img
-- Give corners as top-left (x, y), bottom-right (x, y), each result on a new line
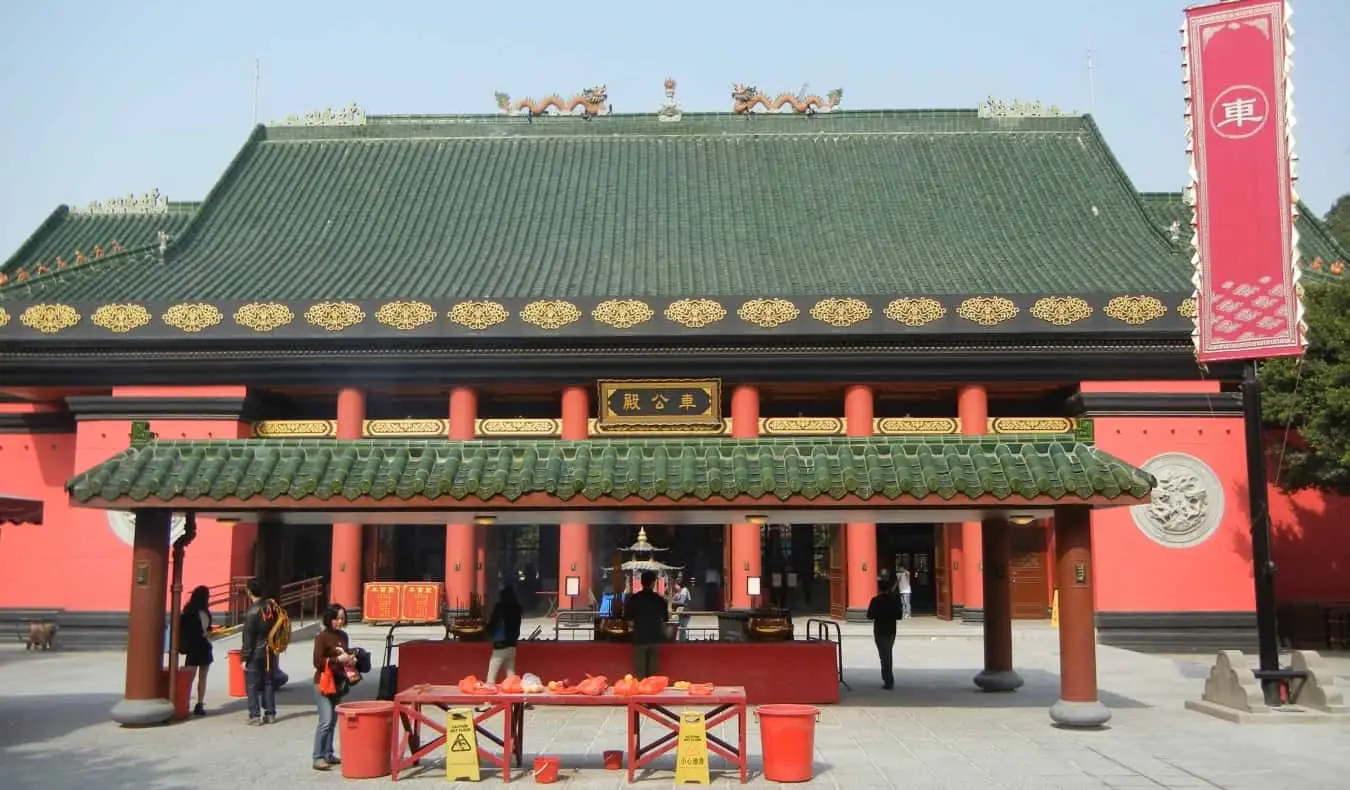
top-left (597, 528), bottom-right (684, 641)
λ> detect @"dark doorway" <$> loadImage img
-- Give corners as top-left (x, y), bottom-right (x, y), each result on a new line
top-left (877, 525), bottom-right (938, 615)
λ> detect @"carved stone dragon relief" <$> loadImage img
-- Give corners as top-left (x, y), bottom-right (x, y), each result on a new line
top-left (1129, 452), bottom-right (1225, 549)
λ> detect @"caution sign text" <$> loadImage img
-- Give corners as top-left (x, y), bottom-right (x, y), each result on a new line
top-left (445, 707), bottom-right (481, 782)
top-left (673, 711), bottom-right (710, 785)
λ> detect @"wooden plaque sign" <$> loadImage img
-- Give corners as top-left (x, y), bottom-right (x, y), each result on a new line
top-left (401, 582), bottom-right (444, 623)
top-left (362, 582), bottom-right (402, 623)
top-left (597, 379), bottom-right (722, 430)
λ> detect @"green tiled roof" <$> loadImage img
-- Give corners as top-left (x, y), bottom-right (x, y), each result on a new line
top-left (6, 109), bottom-right (1190, 303)
top-left (66, 436), bottom-right (1154, 507)
top-left (1140, 192), bottom-right (1349, 284)
top-left (1, 202), bottom-right (198, 281)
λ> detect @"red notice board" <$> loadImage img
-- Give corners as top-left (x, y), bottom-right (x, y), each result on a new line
top-left (401, 582), bottom-right (444, 623)
top-left (362, 582), bottom-right (402, 623)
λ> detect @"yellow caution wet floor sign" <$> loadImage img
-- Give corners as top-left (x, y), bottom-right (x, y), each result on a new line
top-left (674, 711), bottom-right (710, 785)
top-left (445, 707), bottom-right (480, 782)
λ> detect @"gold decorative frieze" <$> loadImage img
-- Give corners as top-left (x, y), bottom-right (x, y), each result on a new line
top-left (809, 298), bottom-right (872, 328)
top-left (589, 418), bottom-right (730, 437)
top-left (1104, 295), bottom-right (1166, 325)
top-left (874, 418), bottom-right (959, 435)
top-left (161, 303), bottom-right (222, 333)
top-left (234, 302), bottom-right (295, 333)
top-left (521, 300), bottom-right (582, 330)
top-left (476, 418), bottom-right (562, 438)
top-left (375, 300), bottom-right (436, 331)
top-left (884, 298), bottom-right (946, 327)
top-left (20, 304), bottom-right (81, 334)
top-left (1177, 297), bottom-right (1198, 320)
top-left (305, 301), bottom-right (365, 332)
top-left (664, 299), bottom-right (726, 328)
top-left (737, 298), bottom-right (799, 329)
top-left (449, 301), bottom-right (509, 330)
top-left (1029, 297), bottom-right (1092, 327)
top-left (0, 307), bottom-right (8, 327)
top-left (760, 417), bottom-right (844, 436)
top-left (252, 420), bottom-right (337, 438)
top-left (593, 299), bottom-right (654, 329)
top-left (956, 297), bottom-right (1019, 326)
top-left (364, 419), bottom-right (447, 437)
top-left (92, 304), bottom-right (151, 334)
top-left (988, 417), bottom-right (1074, 434)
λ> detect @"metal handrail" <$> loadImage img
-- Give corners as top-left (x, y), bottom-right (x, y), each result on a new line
top-left (805, 618), bottom-right (850, 691)
top-left (278, 576), bottom-right (326, 623)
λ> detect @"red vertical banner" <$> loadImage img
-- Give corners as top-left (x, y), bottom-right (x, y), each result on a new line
top-left (1183, 0), bottom-right (1304, 362)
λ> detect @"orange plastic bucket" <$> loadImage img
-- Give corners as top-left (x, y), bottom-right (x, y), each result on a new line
top-left (602, 749), bottom-right (623, 770)
top-left (336, 701), bottom-right (396, 779)
top-left (755, 704), bottom-right (819, 783)
top-left (172, 667), bottom-right (195, 721)
top-left (227, 649), bottom-right (246, 698)
top-left (532, 756), bottom-right (560, 783)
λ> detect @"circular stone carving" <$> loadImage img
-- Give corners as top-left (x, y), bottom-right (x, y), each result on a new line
top-left (107, 510), bottom-right (188, 547)
top-left (1129, 452), bottom-right (1225, 549)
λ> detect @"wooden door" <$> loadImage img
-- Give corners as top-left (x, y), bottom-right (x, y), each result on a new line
top-left (934, 525), bottom-right (952, 620)
top-left (828, 525), bottom-right (846, 620)
top-left (1010, 527), bottom-right (1050, 619)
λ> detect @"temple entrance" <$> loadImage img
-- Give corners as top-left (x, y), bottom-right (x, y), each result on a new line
top-left (364, 525), bottom-right (447, 582)
top-left (1011, 526), bottom-right (1051, 619)
top-left (877, 524), bottom-right (938, 615)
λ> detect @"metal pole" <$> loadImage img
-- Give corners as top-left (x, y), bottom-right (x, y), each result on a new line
top-left (1241, 359), bottom-right (1282, 704)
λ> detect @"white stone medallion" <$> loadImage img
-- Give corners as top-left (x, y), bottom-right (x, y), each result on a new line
top-left (1129, 452), bottom-right (1225, 549)
top-left (107, 510), bottom-right (188, 547)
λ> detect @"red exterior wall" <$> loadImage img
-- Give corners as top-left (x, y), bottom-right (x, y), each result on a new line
top-left (1267, 444), bottom-right (1350, 603)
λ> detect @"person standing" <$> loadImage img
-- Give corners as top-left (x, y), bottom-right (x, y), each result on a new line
top-left (485, 586), bottom-right (523, 682)
top-left (896, 564), bottom-right (913, 620)
top-left (866, 575), bottom-right (904, 690)
top-left (670, 579), bottom-right (692, 641)
top-left (241, 579), bottom-right (279, 725)
top-left (311, 604), bottom-right (355, 771)
top-left (179, 585), bottom-right (213, 716)
top-left (624, 571), bottom-right (669, 678)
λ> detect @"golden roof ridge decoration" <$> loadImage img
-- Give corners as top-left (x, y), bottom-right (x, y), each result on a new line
top-left (665, 299), bottom-right (726, 328)
top-left (375, 300), bottom-right (437, 331)
top-left (883, 298), bottom-right (946, 327)
top-left (1177, 297), bottom-right (1199, 320)
top-left (20, 304), bottom-right (81, 334)
top-left (495, 86), bottom-right (609, 116)
top-left (1029, 296), bottom-right (1092, 327)
top-left (162, 303), bottom-right (223, 333)
top-left (957, 296), bottom-right (1019, 326)
top-left (92, 304), bottom-right (152, 334)
top-left (305, 301), bottom-right (365, 332)
top-left (0, 307), bottom-right (9, 328)
top-left (593, 299), bottom-right (654, 330)
top-left (737, 298), bottom-right (799, 329)
top-left (273, 103), bottom-right (366, 127)
top-left (448, 300), bottom-right (509, 330)
top-left (809, 297), bottom-right (872, 328)
top-left (1104, 295), bottom-right (1167, 325)
top-left (521, 300), bottom-right (582, 330)
top-left (234, 302), bottom-right (295, 333)
top-left (70, 188), bottom-right (169, 216)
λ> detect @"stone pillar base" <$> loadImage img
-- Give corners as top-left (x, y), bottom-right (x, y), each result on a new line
top-left (1049, 699), bottom-right (1111, 729)
top-left (111, 697), bottom-right (174, 727)
top-left (974, 668), bottom-right (1024, 692)
top-left (960, 607), bottom-right (984, 624)
top-left (845, 607), bottom-right (870, 624)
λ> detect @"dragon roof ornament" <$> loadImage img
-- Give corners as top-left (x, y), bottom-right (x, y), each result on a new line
top-left (977, 96), bottom-right (1078, 119)
top-left (71, 188), bottom-right (169, 216)
top-left (494, 86), bottom-right (609, 117)
top-left (272, 103), bottom-right (367, 127)
top-left (731, 84), bottom-right (843, 114)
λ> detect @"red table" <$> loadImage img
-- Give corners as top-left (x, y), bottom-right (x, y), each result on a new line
top-left (389, 684), bottom-right (748, 783)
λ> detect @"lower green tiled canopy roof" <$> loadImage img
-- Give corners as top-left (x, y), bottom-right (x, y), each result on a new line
top-left (67, 437), bottom-right (1153, 507)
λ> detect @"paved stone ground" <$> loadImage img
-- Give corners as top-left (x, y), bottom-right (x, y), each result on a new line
top-left (3, 618), bottom-right (1349, 789)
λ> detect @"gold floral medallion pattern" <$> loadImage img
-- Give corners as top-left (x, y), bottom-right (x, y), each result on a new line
top-left (20, 304), bottom-right (80, 333)
top-left (664, 299), bottom-right (726, 328)
top-left (448, 300), bottom-right (509, 330)
top-left (305, 302), bottom-right (365, 332)
top-left (592, 299), bottom-right (654, 329)
top-left (520, 300), bottom-right (582, 330)
top-left (1177, 297), bottom-right (1198, 320)
top-left (1104, 295), bottom-right (1166, 325)
top-left (874, 417), bottom-right (959, 435)
top-left (809, 298), bottom-right (872, 328)
top-left (761, 417), bottom-right (844, 435)
top-left (990, 417), bottom-right (1073, 433)
top-left (737, 298), bottom-right (799, 328)
top-left (162, 303), bottom-right (223, 333)
top-left (92, 303), bottom-right (151, 333)
top-left (234, 302), bottom-right (295, 332)
top-left (0, 307), bottom-right (7, 327)
top-left (1029, 296), bottom-right (1092, 327)
top-left (375, 300), bottom-right (436, 331)
top-left (883, 298), bottom-right (946, 327)
top-left (476, 418), bottom-right (562, 437)
top-left (956, 297), bottom-right (1020, 326)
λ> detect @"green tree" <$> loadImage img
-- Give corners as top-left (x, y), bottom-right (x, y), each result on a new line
top-left (1262, 281), bottom-right (1350, 494)
top-left (1326, 194), bottom-right (1350, 251)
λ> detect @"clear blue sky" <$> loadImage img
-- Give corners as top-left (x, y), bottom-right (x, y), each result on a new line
top-left (1, 0), bottom-right (1346, 260)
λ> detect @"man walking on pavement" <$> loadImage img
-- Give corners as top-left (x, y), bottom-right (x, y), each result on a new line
top-left (866, 575), bottom-right (904, 690)
top-left (241, 579), bottom-right (279, 725)
top-left (896, 564), bottom-right (913, 620)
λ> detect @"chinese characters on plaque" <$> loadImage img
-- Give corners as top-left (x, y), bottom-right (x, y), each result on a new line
top-left (596, 379), bottom-right (722, 430)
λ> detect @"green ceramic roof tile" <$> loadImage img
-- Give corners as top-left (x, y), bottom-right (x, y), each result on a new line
top-left (6, 110), bottom-right (1190, 303)
top-left (66, 436), bottom-right (1154, 507)
top-left (1, 202), bottom-right (198, 281)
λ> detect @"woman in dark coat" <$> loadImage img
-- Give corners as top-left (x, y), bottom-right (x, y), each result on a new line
top-left (179, 585), bottom-right (214, 715)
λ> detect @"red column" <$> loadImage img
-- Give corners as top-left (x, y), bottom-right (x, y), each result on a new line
top-left (558, 387), bottom-right (591, 609)
top-left (729, 385), bottom-right (762, 609)
top-left (330, 388), bottom-right (364, 610)
top-left (1050, 505), bottom-right (1110, 727)
top-left (446, 387), bottom-right (477, 610)
top-left (957, 384), bottom-right (987, 623)
top-left (111, 509), bottom-right (173, 725)
top-left (844, 384), bottom-right (877, 619)
top-left (974, 517), bottom-right (1023, 691)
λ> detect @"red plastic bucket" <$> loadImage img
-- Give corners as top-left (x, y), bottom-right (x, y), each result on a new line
top-left (755, 704), bottom-right (819, 783)
top-left (172, 667), bottom-right (195, 721)
top-left (227, 649), bottom-right (245, 698)
top-left (336, 701), bottom-right (396, 779)
top-left (533, 756), bottom-right (560, 783)
top-left (602, 749), bottom-right (623, 770)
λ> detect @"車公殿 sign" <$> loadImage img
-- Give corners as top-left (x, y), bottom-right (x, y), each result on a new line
top-left (596, 379), bottom-right (722, 429)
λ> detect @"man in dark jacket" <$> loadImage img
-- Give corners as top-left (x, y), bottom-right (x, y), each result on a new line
top-left (866, 575), bottom-right (904, 690)
top-left (240, 579), bottom-right (278, 724)
top-left (624, 571), bottom-right (670, 679)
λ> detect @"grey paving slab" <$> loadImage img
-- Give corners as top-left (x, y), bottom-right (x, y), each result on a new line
top-left (2, 621), bottom-right (1349, 789)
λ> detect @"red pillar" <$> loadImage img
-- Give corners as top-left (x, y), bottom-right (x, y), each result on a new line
top-left (446, 387), bottom-right (477, 610)
top-left (111, 509), bottom-right (173, 725)
top-left (558, 386), bottom-right (591, 609)
top-left (1050, 505), bottom-right (1110, 727)
top-left (330, 388), bottom-right (364, 610)
top-left (729, 385), bottom-right (761, 610)
top-left (957, 384), bottom-right (986, 623)
top-left (974, 517), bottom-right (1023, 691)
top-left (844, 384), bottom-right (877, 620)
